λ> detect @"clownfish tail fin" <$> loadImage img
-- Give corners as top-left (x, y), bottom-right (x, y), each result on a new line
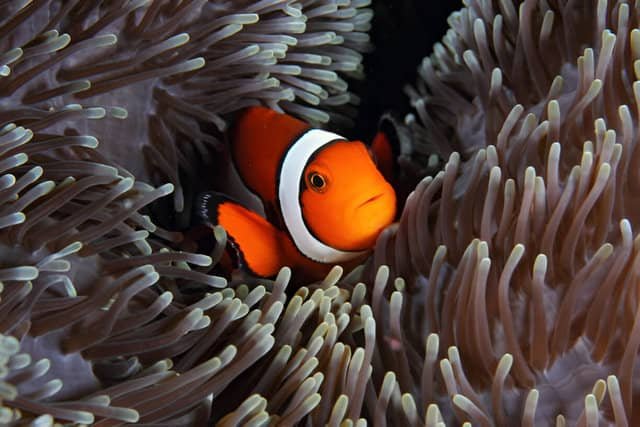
top-left (196, 191), bottom-right (229, 225)
top-left (195, 191), bottom-right (289, 278)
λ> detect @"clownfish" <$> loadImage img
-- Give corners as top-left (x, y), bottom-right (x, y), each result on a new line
top-left (196, 106), bottom-right (396, 281)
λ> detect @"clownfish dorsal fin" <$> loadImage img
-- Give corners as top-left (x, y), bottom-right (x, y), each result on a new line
top-left (196, 191), bottom-right (289, 278)
top-left (231, 106), bottom-right (310, 205)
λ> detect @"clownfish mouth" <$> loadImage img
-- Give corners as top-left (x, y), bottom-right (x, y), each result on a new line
top-left (358, 193), bottom-right (385, 207)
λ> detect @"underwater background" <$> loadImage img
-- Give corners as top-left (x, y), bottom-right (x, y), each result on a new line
top-left (2, 0), bottom-right (640, 425)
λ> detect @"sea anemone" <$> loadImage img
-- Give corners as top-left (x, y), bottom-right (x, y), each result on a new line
top-left (0, 0), bottom-right (378, 425)
top-left (367, 0), bottom-right (640, 424)
top-left (4, 0), bottom-right (640, 425)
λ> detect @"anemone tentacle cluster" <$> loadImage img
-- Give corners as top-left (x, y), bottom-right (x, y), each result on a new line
top-left (2, 0), bottom-right (640, 426)
top-left (369, 0), bottom-right (640, 424)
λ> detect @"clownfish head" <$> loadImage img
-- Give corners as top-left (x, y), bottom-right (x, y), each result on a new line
top-left (300, 140), bottom-right (396, 252)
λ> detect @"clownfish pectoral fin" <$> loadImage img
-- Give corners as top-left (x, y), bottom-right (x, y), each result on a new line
top-left (370, 112), bottom-right (412, 182)
top-left (196, 191), bottom-right (287, 278)
top-left (371, 130), bottom-right (394, 182)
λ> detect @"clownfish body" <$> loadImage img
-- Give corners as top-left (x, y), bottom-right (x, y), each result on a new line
top-left (197, 106), bottom-right (396, 281)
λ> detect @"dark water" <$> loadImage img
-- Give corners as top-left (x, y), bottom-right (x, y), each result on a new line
top-left (351, 0), bottom-right (463, 141)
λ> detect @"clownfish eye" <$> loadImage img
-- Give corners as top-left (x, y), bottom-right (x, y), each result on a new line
top-left (307, 172), bottom-right (327, 192)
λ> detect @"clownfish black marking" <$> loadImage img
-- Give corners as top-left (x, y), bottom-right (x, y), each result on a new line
top-left (197, 106), bottom-right (396, 280)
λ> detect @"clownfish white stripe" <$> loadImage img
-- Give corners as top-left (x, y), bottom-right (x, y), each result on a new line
top-left (279, 129), bottom-right (368, 263)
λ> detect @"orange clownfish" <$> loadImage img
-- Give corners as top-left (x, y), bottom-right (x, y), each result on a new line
top-left (197, 106), bottom-right (396, 281)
